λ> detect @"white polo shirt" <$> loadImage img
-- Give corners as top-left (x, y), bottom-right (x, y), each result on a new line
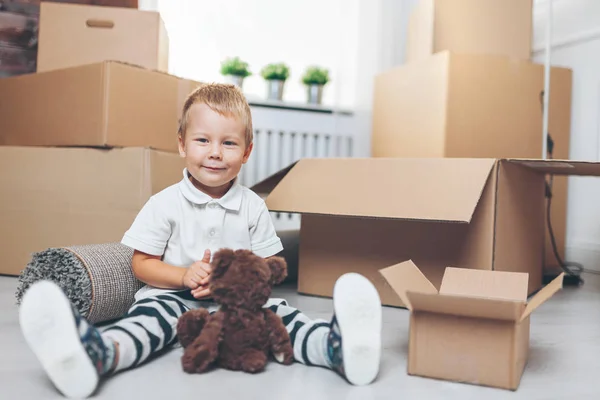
top-left (121, 168), bottom-right (284, 300)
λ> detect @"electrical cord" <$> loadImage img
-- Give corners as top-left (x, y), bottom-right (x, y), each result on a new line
top-left (540, 91), bottom-right (600, 283)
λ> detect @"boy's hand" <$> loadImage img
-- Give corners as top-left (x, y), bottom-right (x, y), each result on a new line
top-left (191, 284), bottom-right (212, 299)
top-left (182, 249), bottom-right (212, 291)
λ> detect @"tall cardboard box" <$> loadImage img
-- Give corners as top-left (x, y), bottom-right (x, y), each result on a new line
top-left (371, 51), bottom-right (572, 273)
top-left (37, 2), bottom-right (168, 72)
top-left (0, 146), bottom-right (184, 276)
top-left (407, 0), bottom-right (533, 62)
top-left (252, 157), bottom-right (599, 307)
top-left (380, 261), bottom-right (564, 390)
top-left (0, 61), bottom-right (201, 153)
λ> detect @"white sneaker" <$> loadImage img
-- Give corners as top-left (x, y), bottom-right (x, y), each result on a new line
top-left (19, 281), bottom-right (105, 398)
top-left (326, 273), bottom-right (382, 385)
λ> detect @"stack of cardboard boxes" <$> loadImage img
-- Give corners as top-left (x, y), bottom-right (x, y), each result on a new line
top-left (0, 2), bottom-right (200, 275)
top-left (371, 0), bottom-right (571, 274)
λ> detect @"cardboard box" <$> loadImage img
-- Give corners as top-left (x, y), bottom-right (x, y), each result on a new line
top-left (379, 260), bottom-right (563, 390)
top-left (406, 0), bottom-right (533, 62)
top-left (0, 61), bottom-right (201, 152)
top-left (0, 146), bottom-right (184, 276)
top-left (371, 51), bottom-right (572, 271)
top-left (252, 157), bottom-right (599, 307)
top-left (37, 2), bottom-right (167, 72)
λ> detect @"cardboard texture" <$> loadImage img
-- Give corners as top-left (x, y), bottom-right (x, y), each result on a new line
top-left (0, 61), bottom-right (201, 152)
top-left (371, 51), bottom-right (572, 272)
top-left (406, 0), bottom-right (533, 62)
top-left (37, 2), bottom-right (167, 73)
top-left (0, 146), bottom-right (185, 276)
top-left (252, 157), bottom-right (600, 308)
top-left (379, 260), bottom-right (564, 390)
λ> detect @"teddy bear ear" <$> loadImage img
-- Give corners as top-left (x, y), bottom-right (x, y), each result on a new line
top-left (266, 256), bottom-right (288, 285)
top-left (211, 248), bottom-right (236, 278)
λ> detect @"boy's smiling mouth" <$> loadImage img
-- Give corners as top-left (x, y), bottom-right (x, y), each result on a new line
top-left (202, 165), bottom-right (226, 171)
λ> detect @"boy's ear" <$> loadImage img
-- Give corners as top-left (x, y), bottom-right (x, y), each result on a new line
top-left (242, 142), bottom-right (253, 164)
top-left (178, 135), bottom-right (186, 158)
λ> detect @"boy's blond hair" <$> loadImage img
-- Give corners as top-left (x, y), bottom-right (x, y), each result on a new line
top-left (178, 83), bottom-right (253, 147)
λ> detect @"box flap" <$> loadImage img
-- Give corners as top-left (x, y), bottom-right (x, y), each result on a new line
top-left (379, 260), bottom-right (437, 310)
top-left (440, 267), bottom-right (529, 301)
top-left (250, 162), bottom-right (298, 196)
top-left (407, 292), bottom-right (525, 321)
top-left (265, 158), bottom-right (496, 222)
top-left (505, 159), bottom-right (600, 176)
top-left (521, 273), bottom-right (564, 321)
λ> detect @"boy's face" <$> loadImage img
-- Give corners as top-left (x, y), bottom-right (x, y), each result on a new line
top-left (178, 102), bottom-right (252, 198)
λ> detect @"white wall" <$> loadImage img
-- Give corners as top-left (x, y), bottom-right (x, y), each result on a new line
top-left (533, 0), bottom-right (600, 272)
top-left (351, 0), bottom-right (418, 156)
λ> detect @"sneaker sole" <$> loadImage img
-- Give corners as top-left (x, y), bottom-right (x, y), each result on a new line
top-left (19, 281), bottom-right (99, 399)
top-left (333, 273), bottom-right (382, 386)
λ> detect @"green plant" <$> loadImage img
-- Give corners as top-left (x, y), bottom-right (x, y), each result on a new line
top-left (302, 66), bottom-right (329, 85)
top-left (220, 57), bottom-right (251, 77)
top-left (260, 63), bottom-right (290, 81)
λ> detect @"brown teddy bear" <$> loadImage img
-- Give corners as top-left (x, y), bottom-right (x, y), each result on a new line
top-left (176, 248), bottom-right (294, 374)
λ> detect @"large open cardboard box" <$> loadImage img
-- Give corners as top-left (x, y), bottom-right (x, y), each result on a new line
top-left (406, 0), bottom-right (533, 62)
top-left (252, 157), bottom-right (599, 307)
top-left (379, 260), bottom-right (564, 390)
top-left (371, 51), bottom-right (573, 275)
top-left (0, 146), bottom-right (184, 276)
top-left (0, 61), bottom-right (200, 153)
top-left (37, 2), bottom-right (168, 73)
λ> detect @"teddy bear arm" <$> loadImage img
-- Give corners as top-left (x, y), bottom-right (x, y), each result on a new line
top-left (177, 308), bottom-right (210, 349)
top-left (181, 311), bottom-right (226, 373)
top-left (264, 309), bottom-right (294, 365)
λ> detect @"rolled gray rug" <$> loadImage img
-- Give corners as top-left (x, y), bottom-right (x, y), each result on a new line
top-left (15, 242), bottom-right (143, 324)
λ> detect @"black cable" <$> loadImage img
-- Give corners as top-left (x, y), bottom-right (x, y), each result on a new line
top-left (540, 91), bottom-right (600, 281)
top-left (545, 174), bottom-right (584, 277)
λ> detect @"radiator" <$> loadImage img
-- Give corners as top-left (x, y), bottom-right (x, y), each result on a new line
top-left (241, 106), bottom-right (355, 231)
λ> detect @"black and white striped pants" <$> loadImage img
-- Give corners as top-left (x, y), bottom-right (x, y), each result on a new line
top-left (100, 290), bottom-right (331, 372)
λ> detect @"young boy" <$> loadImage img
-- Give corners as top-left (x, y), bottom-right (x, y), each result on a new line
top-left (18, 83), bottom-right (382, 399)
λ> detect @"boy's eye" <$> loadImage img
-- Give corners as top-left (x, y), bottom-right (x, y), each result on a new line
top-left (196, 138), bottom-right (209, 143)
top-left (224, 141), bottom-right (237, 146)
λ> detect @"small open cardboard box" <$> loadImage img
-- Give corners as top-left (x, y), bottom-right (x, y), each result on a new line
top-left (252, 157), bottom-right (600, 307)
top-left (380, 260), bottom-right (564, 390)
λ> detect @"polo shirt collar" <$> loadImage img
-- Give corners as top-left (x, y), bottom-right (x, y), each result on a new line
top-left (179, 168), bottom-right (243, 211)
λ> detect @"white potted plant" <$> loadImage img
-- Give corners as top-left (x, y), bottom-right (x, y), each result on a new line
top-left (302, 66), bottom-right (330, 105)
top-left (220, 57), bottom-right (251, 88)
top-left (260, 62), bottom-right (290, 101)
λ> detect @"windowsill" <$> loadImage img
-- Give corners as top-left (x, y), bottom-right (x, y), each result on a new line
top-left (246, 96), bottom-right (354, 116)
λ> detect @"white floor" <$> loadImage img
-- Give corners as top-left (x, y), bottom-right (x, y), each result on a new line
top-left (1, 273), bottom-right (599, 400)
